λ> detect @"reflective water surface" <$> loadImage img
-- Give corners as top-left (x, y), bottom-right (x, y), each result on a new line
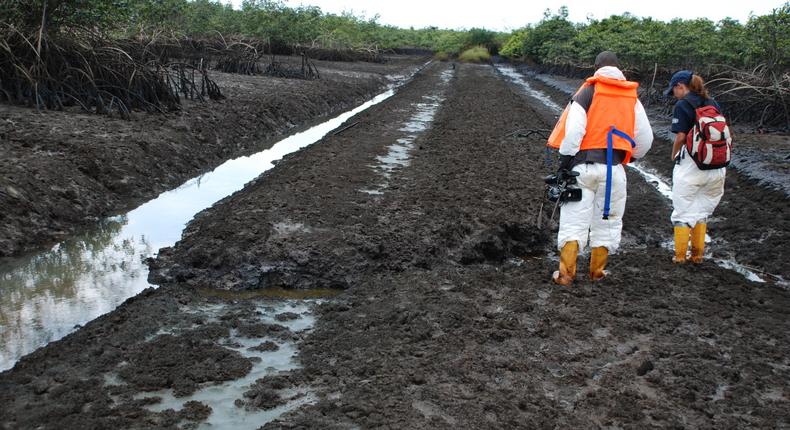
top-left (359, 68), bottom-right (454, 195)
top-left (112, 300), bottom-right (320, 429)
top-left (0, 89), bottom-right (397, 372)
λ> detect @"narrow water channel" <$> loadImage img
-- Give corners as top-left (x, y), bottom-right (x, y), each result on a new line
top-left (0, 87), bottom-right (400, 372)
top-left (360, 68), bottom-right (454, 195)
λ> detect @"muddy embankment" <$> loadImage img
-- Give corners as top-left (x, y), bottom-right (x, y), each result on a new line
top-left (0, 55), bottom-right (425, 258)
top-left (3, 61), bottom-right (789, 429)
top-left (511, 65), bottom-right (790, 282)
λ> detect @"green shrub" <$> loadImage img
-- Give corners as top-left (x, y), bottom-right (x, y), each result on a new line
top-left (500, 28), bottom-right (530, 58)
top-left (434, 51), bottom-right (450, 61)
top-left (458, 46), bottom-right (490, 63)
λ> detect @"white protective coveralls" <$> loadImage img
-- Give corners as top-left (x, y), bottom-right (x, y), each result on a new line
top-left (557, 66), bottom-right (654, 253)
top-left (671, 140), bottom-right (726, 227)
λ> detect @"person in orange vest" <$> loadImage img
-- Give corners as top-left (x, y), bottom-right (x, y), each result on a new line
top-left (546, 51), bottom-right (654, 286)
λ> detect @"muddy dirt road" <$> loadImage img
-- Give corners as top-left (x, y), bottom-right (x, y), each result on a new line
top-left (1, 62), bottom-right (789, 429)
top-left (0, 56), bottom-right (424, 258)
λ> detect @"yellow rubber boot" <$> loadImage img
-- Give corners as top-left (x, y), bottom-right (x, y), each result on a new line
top-left (590, 246), bottom-right (609, 281)
top-left (552, 241), bottom-right (578, 286)
top-left (673, 226), bottom-right (691, 263)
top-left (690, 223), bottom-right (707, 264)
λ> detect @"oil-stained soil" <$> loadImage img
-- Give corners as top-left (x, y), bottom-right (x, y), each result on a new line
top-left (0, 55), bottom-right (425, 258)
top-left (1, 62), bottom-right (788, 429)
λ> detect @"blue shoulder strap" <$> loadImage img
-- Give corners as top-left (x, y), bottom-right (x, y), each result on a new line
top-left (603, 126), bottom-right (637, 220)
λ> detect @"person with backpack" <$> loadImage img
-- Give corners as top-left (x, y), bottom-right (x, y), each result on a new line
top-left (665, 70), bottom-right (731, 264)
top-left (546, 51), bottom-right (653, 286)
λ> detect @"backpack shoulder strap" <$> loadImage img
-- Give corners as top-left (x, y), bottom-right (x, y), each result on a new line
top-left (683, 95), bottom-right (703, 109)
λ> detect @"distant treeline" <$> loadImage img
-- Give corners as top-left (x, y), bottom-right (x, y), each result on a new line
top-left (0, 0), bottom-right (502, 54)
top-left (1, 1), bottom-right (787, 125)
top-left (500, 5), bottom-right (789, 75)
top-left (6, 1), bottom-right (785, 72)
top-left (500, 5), bottom-right (789, 127)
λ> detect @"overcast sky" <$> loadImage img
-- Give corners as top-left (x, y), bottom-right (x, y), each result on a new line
top-left (229, 0), bottom-right (784, 30)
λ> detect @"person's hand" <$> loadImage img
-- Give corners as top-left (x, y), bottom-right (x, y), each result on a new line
top-left (557, 154), bottom-right (573, 178)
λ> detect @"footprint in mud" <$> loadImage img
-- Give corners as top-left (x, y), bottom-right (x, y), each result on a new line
top-left (458, 222), bottom-right (548, 264)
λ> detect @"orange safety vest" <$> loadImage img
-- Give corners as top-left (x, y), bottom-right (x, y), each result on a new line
top-left (547, 75), bottom-right (639, 164)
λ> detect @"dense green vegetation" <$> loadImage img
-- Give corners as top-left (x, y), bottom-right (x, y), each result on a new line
top-left (1, 0), bottom-right (787, 124)
top-left (500, 4), bottom-right (789, 126)
top-left (10, 1), bottom-right (786, 71)
top-left (500, 4), bottom-right (789, 75)
top-left (0, 0), bottom-right (497, 55)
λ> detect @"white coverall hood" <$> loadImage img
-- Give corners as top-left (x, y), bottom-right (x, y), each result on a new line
top-left (594, 66), bottom-right (626, 80)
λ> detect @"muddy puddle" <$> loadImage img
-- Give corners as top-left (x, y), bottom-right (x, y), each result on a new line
top-left (103, 299), bottom-right (323, 429)
top-left (0, 83), bottom-right (407, 372)
top-left (360, 68), bottom-right (455, 195)
top-left (497, 64), bottom-right (786, 286)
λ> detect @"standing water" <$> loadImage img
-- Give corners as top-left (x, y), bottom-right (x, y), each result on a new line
top-left (360, 68), bottom-right (454, 194)
top-left (0, 87), bottom-right (401, 372)
top-left (109, 300), bottom-right (324, 429)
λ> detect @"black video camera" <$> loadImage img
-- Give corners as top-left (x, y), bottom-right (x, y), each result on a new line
top-left (544, 170), bottom-right (582, 203)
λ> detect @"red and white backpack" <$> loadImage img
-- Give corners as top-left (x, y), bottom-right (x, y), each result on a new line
top-left (685, 100), bottom-right (733, 169)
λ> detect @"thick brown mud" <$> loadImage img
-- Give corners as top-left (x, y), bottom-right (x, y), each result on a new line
top-left (148, 62), bottom-right (546, 291)
top-left (1, 62), bottom-right (789, 429)
top-left (0, 56), bottom-right (425, 258)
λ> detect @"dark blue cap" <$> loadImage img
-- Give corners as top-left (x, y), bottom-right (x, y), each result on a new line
top-left (665, 70), bottom-right (693, 96)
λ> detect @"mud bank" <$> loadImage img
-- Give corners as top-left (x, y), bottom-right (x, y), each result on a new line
top-left (0, 62), bottom-right (547, 428)
top-left (262, 62), bottom-right (789, 430)
top-left (168, 62), bottom-right (788, 428)
top-left (0, 86), bottom-right (407, 373)
top-left (0, 56), bottom-right (425, 258)
top-left (2, 63), bottom-right (789, 429)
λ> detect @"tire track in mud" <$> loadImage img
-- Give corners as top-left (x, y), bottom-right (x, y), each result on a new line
top-left (258, 63), bottom-right (565, 428)
top-left (0, 67), bottom-right (426, 373)
top-left (360, 68), bottom-right (454, 195)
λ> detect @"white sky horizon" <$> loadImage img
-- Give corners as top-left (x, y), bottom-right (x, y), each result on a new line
top-left (228, 0), bottom-right (785, 31)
